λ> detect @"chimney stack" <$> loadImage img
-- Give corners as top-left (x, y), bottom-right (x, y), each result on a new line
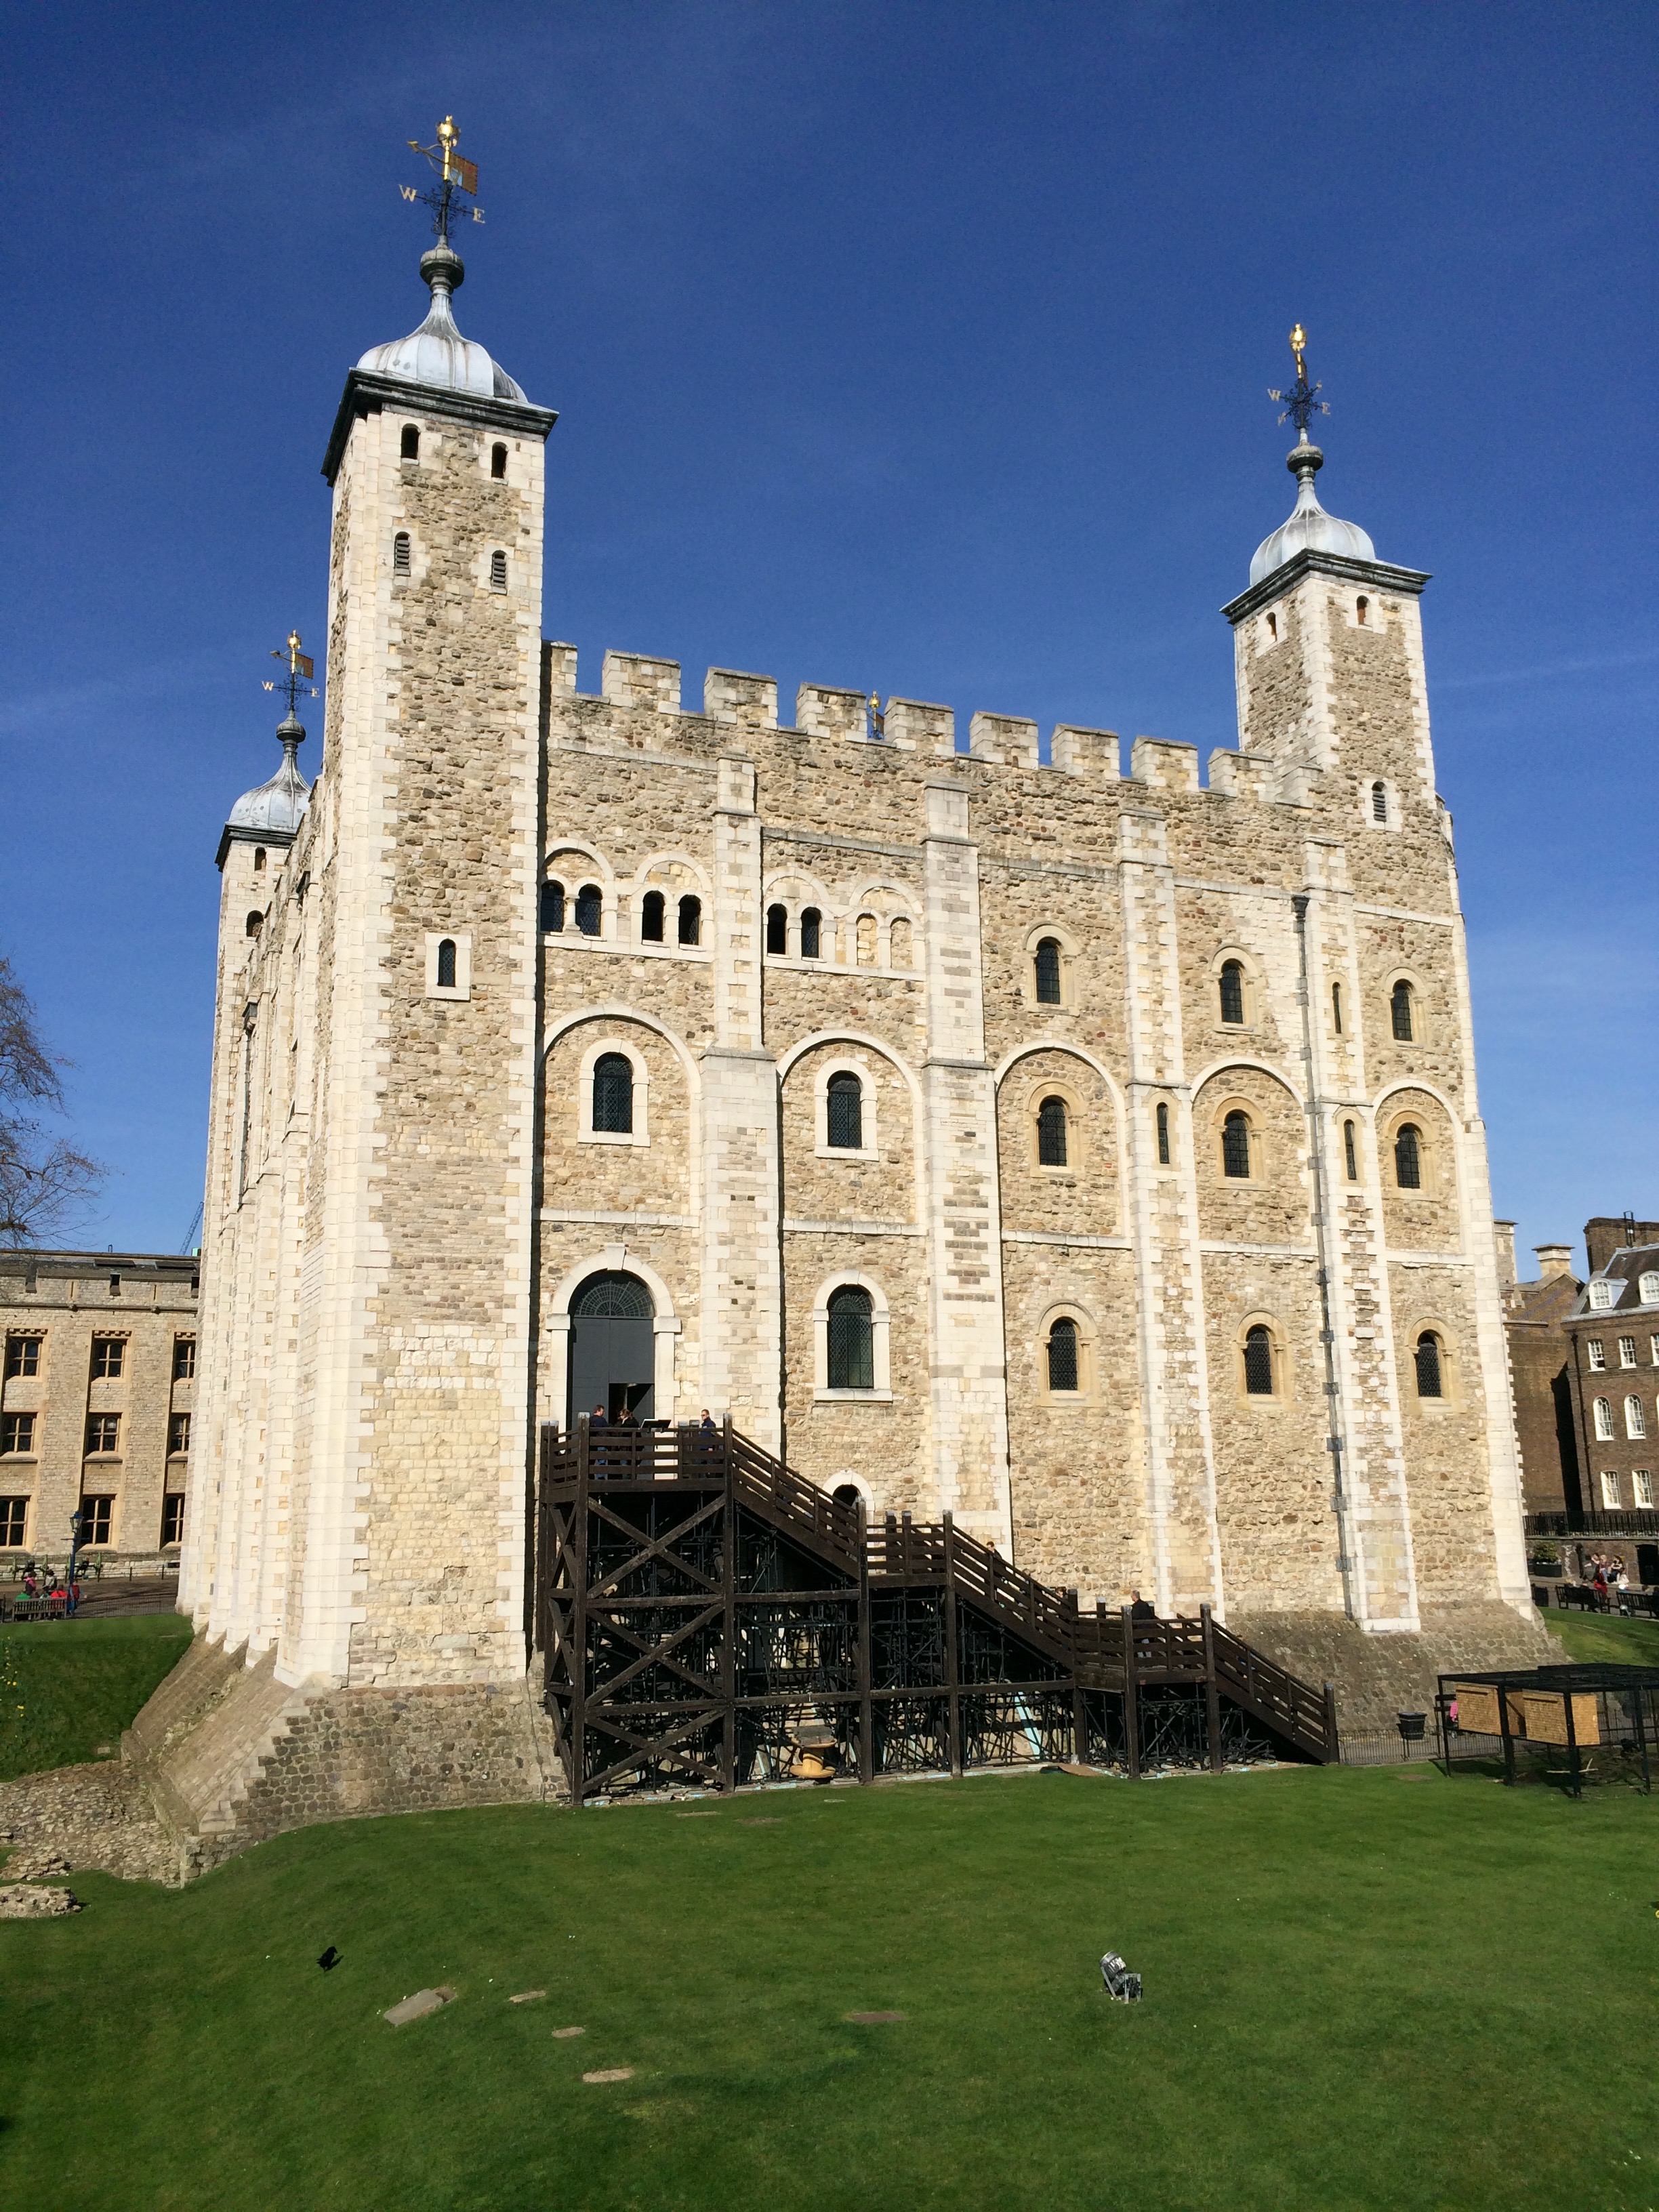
top-left (1534, 1244), bottom-right (1574, 1282)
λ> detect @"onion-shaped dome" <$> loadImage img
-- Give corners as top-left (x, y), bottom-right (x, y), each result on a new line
top-left (1249, 441), bottom-right (1376, 586)
top-left (224, 716), bottom-right (310, 844)
top-left (356, 243), bottom-right (525, 402)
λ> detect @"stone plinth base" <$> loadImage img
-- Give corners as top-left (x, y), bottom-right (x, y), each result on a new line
top-left (1227, 1603), bottom-right (1565, 1738)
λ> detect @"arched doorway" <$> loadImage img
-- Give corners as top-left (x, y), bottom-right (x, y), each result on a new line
top-left (568, 1271), bottom-right (656, 1425)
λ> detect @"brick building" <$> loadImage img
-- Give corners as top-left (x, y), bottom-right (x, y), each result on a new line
top-left (0, 1250), bottom-right (197, 1564)
top-left (1563, 1225), bottom-right (1659, 1572)
top-left (1503, 1240), bottom-right (1583, 1520)
top-left (176, 202), bottom-right (1547, 1823)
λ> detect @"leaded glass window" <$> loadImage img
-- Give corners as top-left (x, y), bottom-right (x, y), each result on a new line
top-left (827, 1286), bottom-right (874, 1391)
top-left (1047, 1317), bottom-right (1079, 1392)
top-left (827, 1071), bottom-right (863, 1150)
top-left (592, 1053), bottom-right (634, 1134)
top-left (1222, 1110), bottom-right (1251, 1180)
top-left (1243, 1326), bottom-right (1274, 1396)
top-left (1034, 938), bottom-right (1062, 1005)
top-left (1037, 1095), bottom-right (1067, 1168)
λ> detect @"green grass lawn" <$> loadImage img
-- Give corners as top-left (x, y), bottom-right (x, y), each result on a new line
top-left (0, 1612), bottom-right (192, 1781)
top-left (3, 1762), bottom-right (1658, 2211)
top-left (1550, 1608), bottom-right (1659, 1668)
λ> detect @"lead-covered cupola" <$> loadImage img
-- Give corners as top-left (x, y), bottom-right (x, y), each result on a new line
top-left (217, 634), bottom-right (314, 870)
top-left (356, 240), bottom-right (527, 403)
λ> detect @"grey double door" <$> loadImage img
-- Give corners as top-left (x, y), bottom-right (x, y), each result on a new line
top-left (567, 1271), bottom-right (655, 1425)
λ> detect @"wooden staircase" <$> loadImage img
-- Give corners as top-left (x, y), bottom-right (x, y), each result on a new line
top-left (536, 1420), bottom-right (1338, 1801)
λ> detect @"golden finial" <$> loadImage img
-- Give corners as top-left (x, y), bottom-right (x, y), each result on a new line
top-left (869, 693), bottom-right (886, 740)
top-left (402, 117), bottom-right (480, 235)
top-left (262, 632), bottom-right (317, 714)
top-left (1269, 324), bottom-right (1328, 442)
top-left (1289, 323), bottom-right (1308, 378)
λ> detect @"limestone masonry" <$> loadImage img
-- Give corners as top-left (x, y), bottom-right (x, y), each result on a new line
top-left (182, 231), bottom-right (1542, 1805)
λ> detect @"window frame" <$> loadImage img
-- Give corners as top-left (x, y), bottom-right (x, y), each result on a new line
top-left (1587, 1338), bottom-right (1606, 1372)
top-left (167, 1411), bottom-right (192, 1460)
top-left (1, 1412), bottom-right (37, 1458)
top-left (1239, 1318), bottom-right (1284, 1402)
top-left (4, 1334), bottom-right (42, 1380)
top-left (1219, 1105), bottom-right (1255, 1182)
top-left (0, 1496), bottom-right (28, 1547)
top-left (1023, 924), bottom-right (1078, 1011)
top-left (424, 930), bottom-right (472, 1002)
top-left (171, 1335), bottom-right (197, 1382)
top-left (1593, 1397), bottom-right (1615, 1441)
top-left (1387, 975), bottom-right (1420, 1044)
top-left (577, 1038), bottom-right (651, 1147)
top-left (813, 1273), bottom-right (893, 1401)
top-left (83, 1412), bottom-right (121, 1458)
top-left (77, 1493), bottom-right (115, 1547)
top-left (161, 1493), bottom-right (186, 1547)
top-left (1601, 1470), bottom-right (1621, 1509)
top-left (814, 1057), bottom-right (881, 1162)
top-left (1627, 1395), bottom-right (1649, 1442)
top-left (89, 1334), bottom-right (127, 1381)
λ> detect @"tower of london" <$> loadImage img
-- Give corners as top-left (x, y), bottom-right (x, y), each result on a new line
top-left (184, 184), bottom-right (1542, 1808)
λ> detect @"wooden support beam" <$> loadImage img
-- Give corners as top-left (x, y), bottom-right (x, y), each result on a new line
top-left (1201, 1603), bottom-right (1224, 1772)
top-left (944, 1513), bottom-right (962, 1779)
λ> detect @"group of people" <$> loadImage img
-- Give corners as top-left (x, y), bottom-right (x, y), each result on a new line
top-left (1582, 1553), bottom-right (1632, 1610)
top-left (11, 1563), bottom-right (79, 1615)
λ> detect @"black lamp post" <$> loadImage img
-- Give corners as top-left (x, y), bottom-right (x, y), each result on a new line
top-left (66, 1507), bottom-right (83, 1616)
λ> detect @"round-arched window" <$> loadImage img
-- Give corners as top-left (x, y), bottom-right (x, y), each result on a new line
top-left (827, 1071), bottom-right (863, 1150)
top-left (572, 1271), bottom-right (653, 1319)
top-left (1222, 1109), bottom-right (1252, 1180)
top-left (1243, 1324), bottom-right (1275, 1397)
top-left (1046, 1317), bottom-right (1079, 1393)
top-left (640, 890), bottom-right (665, 942)
top-left (1218, 960), bottom-right (1246, 1025)
top-left (592, 1053), bottom-right (634, 1134)
top-left (575, 884), bottom-right (603, 937)
top-left (1391, 979), bottom-right (1415, 1042)
top-left (827, 1286), bottom-right (874, 1391)
top-left (1414, 1331), bottom-right (1443, 1398)
top-left (1037, 1095), bottom-right (1068, 1168)
top-left (1033, 938), bottom-right (1063, 1005)
top-left (1394, 1123), bottom-right (1422, 1190)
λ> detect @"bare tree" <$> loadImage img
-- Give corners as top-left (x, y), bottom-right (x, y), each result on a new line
top-left (0, 954), bottom-right (106, 1247)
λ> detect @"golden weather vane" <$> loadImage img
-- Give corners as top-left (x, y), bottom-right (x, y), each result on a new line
top-left (400, 114), bottom-right (485, 239)
top-left (1268, 322), bottom-right (1330, 441)
top-left (261, 631), bottom-right (319, 718)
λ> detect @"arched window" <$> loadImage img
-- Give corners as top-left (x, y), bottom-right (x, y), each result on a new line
top-left (640, 891), bottom-right (665, 943)
top-left (1593, 1397), bottom-right (1614, 1441)
top-left (827, 1071), bottom-right (863, 1150)
top-left (245, 911), bottom-right (263, 939)
top-left (1390, 979), bottom-right (1414, 1040)
top-left (575, 884), bottom-right (602, 937)
top-left (1222, 1109), bottom-right (1252, 1180)
top-left (489, 549), bottom-right (508, 592)
top-left (1356, 595), bottom-right (1369, 626)
top-left (1156, 1101), bottom-right (1170, 1165)
top-left (401, 424), bottom-right (419, 460)
top-left (1331, 981), bottom-right (1343, 1033)
top-left (1343, 1119), bottom-right (1359, 1183)
top-left (855, 914), bottom-right (877, 966)
top-left (889, 918), bottom-right (912, 968)
top-left (1639, 1272), bottom-right (1659, 1306)
top-left (491, 443), bottom-right (508, 480)
top-left (1243, 1324), bottom-right (1275, 1397)
top-left (1046, 1316), bottom-right (1080, 1393)
top-left (1372, 781), bottom-right (1388, 824)
top-left (540, 879), bottom-right (565, 933)
top-left (1033, 938), bottom-right (1063, 1006)
top-left (1394, 1123), bottom-right (1422, 1190)
top-left (832, 1483), bottom-right (864, 1511)
top-left (1414, 1331), bottom-right (1443, 1399)
top-left (1037, 1095), bottom-right (1068, 1168)
top-left (1266, 611), bottom-right (1277, 640)
top-left (800, 908), bottom-right (822, 960)
top-left (253, 847), bottom-right (267, 872)
top-left (436, 938), bottom-right (457, 989)
top-left (592, 1053), bottom-right (634, 1134)
top-left (677, 895), bottom-right (701, 947)
top-left (1629, 1396), bottom-right (1649, 1441)
top-left (826, 1285), bottom-right (874, 1391)
top-left (1218, 960), bottom-right (1246, 1025)
top-left (393, 531), bottom-right (411, 575)
top-left (766, 904), bottom-right (787, 954)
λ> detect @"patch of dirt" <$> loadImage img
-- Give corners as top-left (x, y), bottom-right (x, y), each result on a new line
top-left (0, 1763), bottom-right (179, 1885)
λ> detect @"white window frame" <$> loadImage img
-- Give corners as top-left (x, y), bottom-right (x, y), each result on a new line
top-left (1588, 1338), bottom-right (1606, 1372)
top-left (577, 1038), bottom-right (651, 1147)
top-left (1593, 1397), bottom-right (1614, 1441)
top-left (1640, 1272), bottom-right (1659, 1306)
top-left (1627, 1396), bottom-right (1648, 1441)
top-left (1589, 1279), bottom-right (1616, 1310)
top-left (815, 1057), bottom-right (881, 1162)
top-left (812, 1271), bottom-right (893, 1402)
top-left (1601, 1471), bottom-right (1620, 1509)
top-left (1620, 1337), bottom-right (1638, 1370)
top-left (424, 930), bottom-right (472, 1002)
top-left (1635, 1471), bottom-right (1654, 1509)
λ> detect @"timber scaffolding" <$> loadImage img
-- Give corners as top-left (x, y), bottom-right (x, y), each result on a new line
top-left (534, 1419), bottom-right (1339, 1804)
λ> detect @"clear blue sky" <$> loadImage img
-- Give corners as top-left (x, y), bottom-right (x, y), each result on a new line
top-left (5, 2), bottom-right (1654, 1273)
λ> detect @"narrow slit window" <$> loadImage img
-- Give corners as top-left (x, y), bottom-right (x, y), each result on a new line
top-left (1156, 1101), bottom-right (1170, 1166)
top-left (677, 895), bottom-right (701, 947)
top-left (540, 879), bottom-right (565, 933)
top-left (592, 1053), bottom-right (634, 1134)
top-left (1243, 1325), bottom-right (1275, 1397)
top-left (253, 846), bottom-right (267, 873)
top-left (393, 531), bottom-right (411, 575)
top-left (1218, 960), bottom-right (1246, 1025)
top-left (1391, 979), bottom-right (1414, 1040)
top-left (640, 891), bottom-right (665, 943)
top-left (489, 549), bottom-right (508, 592)
top-left (491, 443), bottom-right (508, 479)
top-left (1394, 1122), bottom-right (1422, 1190)
top-left (1332, 981), bottom-right (1343, 1034)
top-left (1414, 1332), bottom-right (1443, 1398)
top-left (1222, 1109), bottom-right (1252, 1180)
top-left (1033, 938), bottom-right (1063, 1005)
top-left (1343, 1118), bottom-right (1359, 1183)
top-left (436, 938), bottom-right (457, 989)
top-left (575, 884), bottom-right (602, 937)
top-left (1372, 781), bottom-right (1388, 824)
top-left (826, 1286), bottom-right (875, 1391)
top-left (766, 903), bottom-right (787, 955)
top-left (826, 1071), bottom-right (863, 1150)
top-left (1037, 1095), bottom-right (1068, 1168)
top-left (1046, 1317), bottom-right (1080, 1393)
top-left (401, 424), bottom-right (419, 460)
top-left (800, 908), bottom-right (821, 960)
top-left (245, 912), bottom-right (263, 939)
top-left (1266, 611), bottom-right (1277, 640)
top-left (1356, 595), bottom-right (1369, 625)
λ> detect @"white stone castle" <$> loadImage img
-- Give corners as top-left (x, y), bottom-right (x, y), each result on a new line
top-left (187, 176), bottom-right (1545, 1750)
